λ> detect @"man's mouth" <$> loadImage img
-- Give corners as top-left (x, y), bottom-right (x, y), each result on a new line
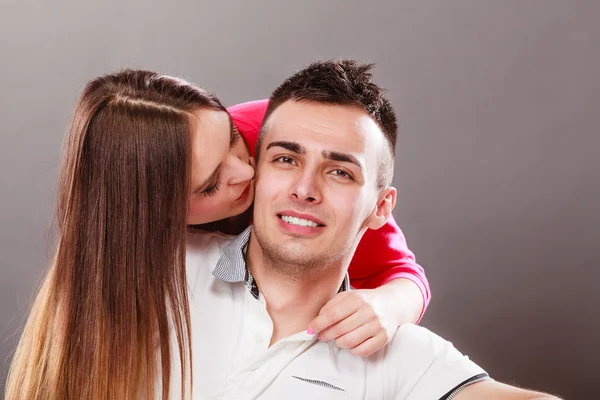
top-left (278, 214), bottom-right (325, 228)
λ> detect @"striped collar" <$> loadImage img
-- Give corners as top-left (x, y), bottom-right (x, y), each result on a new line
top-left (212, 226), bottom-right (252, 283)
top-left (212, 226), bottom-right (350, 297)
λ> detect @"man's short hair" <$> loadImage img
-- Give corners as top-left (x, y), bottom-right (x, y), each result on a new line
top-left (257, 59), bottom-right (398, 188)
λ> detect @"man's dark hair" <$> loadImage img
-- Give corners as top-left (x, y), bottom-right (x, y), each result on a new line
top-left (257, 59), bottom-right (398, 188)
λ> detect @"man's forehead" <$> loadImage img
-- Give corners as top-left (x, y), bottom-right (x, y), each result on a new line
top-left (269, 100), bottom-right (368, 125)
top-left (266, 101), bottom-right (383, 151)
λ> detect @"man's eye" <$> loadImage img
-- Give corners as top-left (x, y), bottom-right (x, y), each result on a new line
top-left (331, 169), bottom-right (353, 180)
top-left (274, 156), bottom-right (297, 165)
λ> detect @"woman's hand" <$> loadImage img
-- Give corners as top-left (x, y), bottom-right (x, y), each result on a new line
top-left (307, 278), bottom-right (424, 357)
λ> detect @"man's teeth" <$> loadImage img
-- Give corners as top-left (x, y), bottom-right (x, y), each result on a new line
top-left (280, 215), bottom-right (319, 227)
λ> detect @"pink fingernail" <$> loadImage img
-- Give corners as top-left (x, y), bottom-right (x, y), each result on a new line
top-left (306, 327), bottom-right (314, 335)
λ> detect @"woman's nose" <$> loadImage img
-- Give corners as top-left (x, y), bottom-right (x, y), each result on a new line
top-left (227, 153), bottom-right (254, 185)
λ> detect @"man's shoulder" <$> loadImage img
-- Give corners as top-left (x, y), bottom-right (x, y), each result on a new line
top-left (384, 323), bottom-right (463, 366)
top-left (381, 324), bottom-right (488, 399)
top-left (390, 323), bottom-right (450, 351)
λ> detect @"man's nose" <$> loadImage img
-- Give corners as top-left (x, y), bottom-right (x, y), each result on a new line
top-left (289, 169), bottom-right (321, 203)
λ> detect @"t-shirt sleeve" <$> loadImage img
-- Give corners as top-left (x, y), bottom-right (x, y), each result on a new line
top-left (383, 324), bottom-right (489, 399)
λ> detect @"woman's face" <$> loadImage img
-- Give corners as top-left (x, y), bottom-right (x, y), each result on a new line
top-left (187, 108), bottom-right (255, 225)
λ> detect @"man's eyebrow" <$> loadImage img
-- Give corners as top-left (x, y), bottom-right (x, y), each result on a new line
top-left (194, 163), bottom-right (221, 193)
top-left (322, 150), bottom-right (364, 171)
top-left (266, 141), bottom-right (305, 154)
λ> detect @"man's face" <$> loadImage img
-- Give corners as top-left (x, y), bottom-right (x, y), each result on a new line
top-left (252, 100), bottom-right (393, 273)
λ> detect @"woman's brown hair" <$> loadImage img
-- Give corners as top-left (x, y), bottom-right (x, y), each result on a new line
top-left (5, 69), bottom-right (226, 399)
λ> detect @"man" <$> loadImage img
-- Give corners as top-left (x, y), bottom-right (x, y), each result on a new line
top-left (179, 60), bottom-right (558, 399)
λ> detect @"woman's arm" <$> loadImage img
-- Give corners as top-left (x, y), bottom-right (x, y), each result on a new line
top-left (348, 214), bottom-right (430, 320)
top-left (308, 215), bottom-right (429, 356)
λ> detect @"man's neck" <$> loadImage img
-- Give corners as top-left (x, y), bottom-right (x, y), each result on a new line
top-left (246, 234), bottom-right (349, 346)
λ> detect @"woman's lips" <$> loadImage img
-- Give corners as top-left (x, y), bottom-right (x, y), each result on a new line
top-left (235, 182), bottom-right (251, 201)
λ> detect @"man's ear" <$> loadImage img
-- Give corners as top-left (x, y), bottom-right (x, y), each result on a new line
top-left (365, 187), bottom-right (397, 230)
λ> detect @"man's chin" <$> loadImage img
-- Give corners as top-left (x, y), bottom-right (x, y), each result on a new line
top-left (267, 244), bottom-right (326, 265)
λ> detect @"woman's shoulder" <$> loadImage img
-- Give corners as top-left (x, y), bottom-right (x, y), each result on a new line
top-left (186, 228), bottom-right (235, 254)
top-left (185, 229), bottom-right (236, 290)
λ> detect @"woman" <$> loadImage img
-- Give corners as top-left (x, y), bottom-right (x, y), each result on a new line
top-left (6, 69), bottom-right (429, 399)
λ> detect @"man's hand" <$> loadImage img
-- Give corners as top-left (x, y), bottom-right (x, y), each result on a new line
top-left (307, 278), bottom-right (423, 357)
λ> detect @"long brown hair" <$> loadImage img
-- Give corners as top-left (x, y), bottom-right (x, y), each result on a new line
top-left (5, 70), bottom-right (226, 399)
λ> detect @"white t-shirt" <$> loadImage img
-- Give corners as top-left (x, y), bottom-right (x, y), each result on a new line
top-left (169, 229), bottom-right (488, 399)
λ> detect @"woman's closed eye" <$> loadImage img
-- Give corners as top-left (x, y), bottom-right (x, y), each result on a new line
top-left (202, 176), bottom-right (222, 197)
top-left (230, 127), bottom-right (241, 148)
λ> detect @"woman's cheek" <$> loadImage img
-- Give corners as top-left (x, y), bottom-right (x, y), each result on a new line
top-left (187, 198), bottom-right (206, 223)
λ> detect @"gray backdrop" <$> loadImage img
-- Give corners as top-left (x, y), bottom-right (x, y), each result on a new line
top-left (1, 1), bottom-right (598, 398)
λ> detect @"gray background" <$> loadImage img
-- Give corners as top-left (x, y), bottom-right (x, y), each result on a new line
top-left (1, 1), bottom-right (598, 398)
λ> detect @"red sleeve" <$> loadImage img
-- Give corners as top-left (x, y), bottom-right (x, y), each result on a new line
top-left (227, 99), bottom-right (268, 157)
top-left (348, 215), bottom-right (430, 321)
top-left (228, 99), bottom-right (431, 320)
